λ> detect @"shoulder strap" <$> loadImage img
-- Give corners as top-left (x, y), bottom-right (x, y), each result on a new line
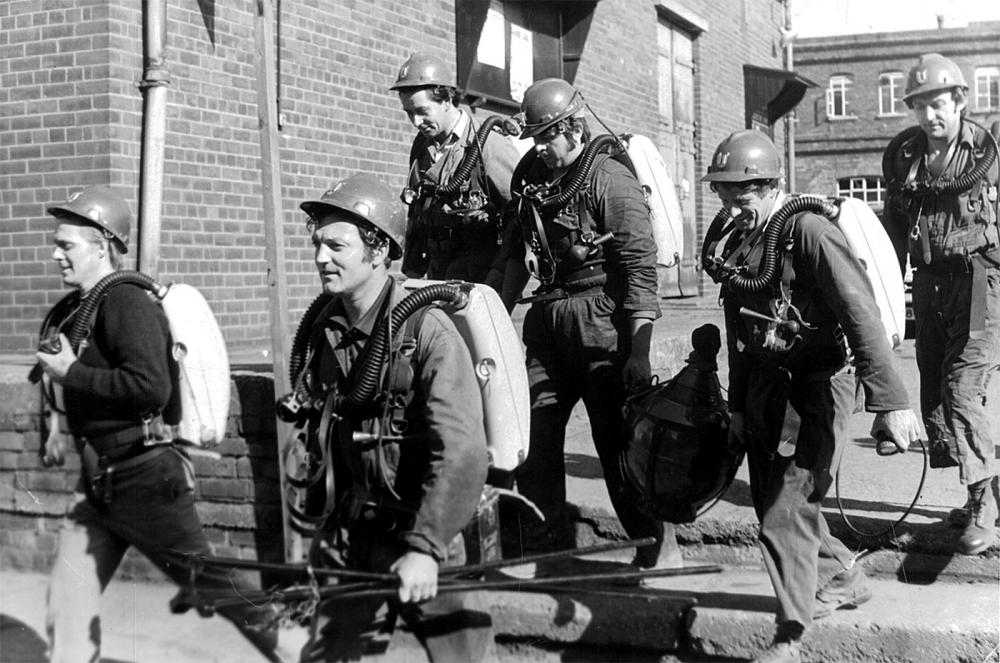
top-left (382, 305), bottom-right (431, 436)
top-left (386, 305), bottom-right (430, 398)
top-left (409, 133), bottom-right (428, 168)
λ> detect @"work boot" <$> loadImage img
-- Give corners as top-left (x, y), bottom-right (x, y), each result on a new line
top-left (959, 479), bottom-right (998, 556)
top-left (947, 495), bottom-right (974, 528)
top-left (751, 639), bottom-right (802, 663)
top-left (613, 525), bottom-right (684, 587)
top-left (813, 564), bottom-right (872, 619)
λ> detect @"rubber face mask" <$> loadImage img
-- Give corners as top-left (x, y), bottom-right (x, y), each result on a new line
top-left (713, 183), bottom-right (778, 233)
top-left (532, 125), bottom-right (582, 171)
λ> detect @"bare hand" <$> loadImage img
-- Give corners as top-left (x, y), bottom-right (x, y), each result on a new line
top-left (42, 412), bottom-right (69, 467)
top-left (623, 352), bottom-right (652, 391)
top-left (390, 551), bottom-right (439, 603)
top-left (870, 409), bottom-right (925, 454)
top-left (35, 334), bottom-right (76, 383)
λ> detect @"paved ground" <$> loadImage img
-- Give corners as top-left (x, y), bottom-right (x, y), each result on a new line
top-left (2, 294), bottom-right (998, 662)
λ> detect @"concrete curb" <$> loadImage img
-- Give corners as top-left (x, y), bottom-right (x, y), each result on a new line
top-left (485, 570), bottom-right (999, 663)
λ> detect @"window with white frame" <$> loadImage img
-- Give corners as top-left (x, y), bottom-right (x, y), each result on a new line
top-left (838, 176), bottom-right (885, 206)
top-left (974, 66), bottom-right (999, 111)
top-left (826, 75), bottom-right (853, 118)
top-left (878, 71), bottom-right (904, 115)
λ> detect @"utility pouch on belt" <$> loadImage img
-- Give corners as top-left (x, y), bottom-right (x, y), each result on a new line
top-left (969, 256), bottom-right (992, 335)
top-left (80, 442), bottom-right (111, 505)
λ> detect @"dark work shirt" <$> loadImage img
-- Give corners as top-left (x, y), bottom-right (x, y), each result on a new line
top-left (725, 210), bottom-right (910, 413)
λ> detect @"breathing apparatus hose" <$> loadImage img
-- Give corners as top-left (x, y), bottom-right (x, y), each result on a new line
top-left (346, 283), bottom-right (466, 407)
top-left (288, 292), bottom-right (334, 386)
top-left (435, 115), bottom-right (517, 196)
top-left (836, 439), bottom-right (928, 540)
top-left (68, 271), bottom-right (166, 352)
top-left (700, 207), bottom-right (736, 283)
top-left (883, 118), bottom-right (998, 195)
top-left (511, 133), bottom-right (621, 212)
top-left (285, 282), bottom-right (469, 412)
top-left (703, 196), bottom-right (838, 293)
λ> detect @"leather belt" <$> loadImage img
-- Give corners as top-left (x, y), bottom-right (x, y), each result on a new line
top-left (78, 422), bottom-right (170, 463)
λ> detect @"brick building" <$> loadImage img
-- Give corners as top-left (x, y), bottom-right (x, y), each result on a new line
top-left (1, 0), bottom-right (795, 354)
top-left (1, 0), bottom-right (797, 573)
top-left (793, 21), bottom-right (1000, 209)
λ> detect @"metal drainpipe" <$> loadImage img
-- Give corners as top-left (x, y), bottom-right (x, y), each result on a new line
top-left (138, 0), bottom-right (170, 278)
top-left (783, 0), bottom-right (796, 192)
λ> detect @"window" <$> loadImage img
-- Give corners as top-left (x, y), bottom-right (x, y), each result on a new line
top-left (826, 75), bottom-right (853, 119)
top-left (454, 0), bottom-right (598, 111)
top-left (878, 72), bottom-right (904, 115)
top-left (838, 176), bottom-right (885, 206)
top-left (974, 66), bottom-right (999, 112)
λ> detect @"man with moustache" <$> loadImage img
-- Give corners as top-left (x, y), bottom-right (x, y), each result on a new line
top-left (882, 52), bottom-right (1000, 556)
top-left (703, 131), bottom-right (924, 663)
top-left (499, 78), bottom-right (672, 574)
top-left (292, 174), bottom-right (494, 662)
top-left (391, 52), bottom-right (520, 290)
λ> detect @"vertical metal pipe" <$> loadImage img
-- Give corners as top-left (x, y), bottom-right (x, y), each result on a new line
top-left (783, 0), bottom-right (796, 192)
top-left (138, 0), bottom-right (170, 277)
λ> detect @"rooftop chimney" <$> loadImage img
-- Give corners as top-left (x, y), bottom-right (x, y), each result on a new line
top-left (937, 14), bottom-right (946, 29)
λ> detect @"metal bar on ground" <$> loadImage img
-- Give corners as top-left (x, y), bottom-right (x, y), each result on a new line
top-left (441, 537), bottom-right (657, 577)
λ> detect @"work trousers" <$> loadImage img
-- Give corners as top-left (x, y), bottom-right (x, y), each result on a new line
top-left (743, 365), bottom-right (858, 632)
top-left (46, 447), bottom-right (278, 663)
top-left (912, 267), bottom-right (999, 485)
top-left (515, 293), bottom-right (664, 565)
top-left (304, 526), bottom-right (494, 663)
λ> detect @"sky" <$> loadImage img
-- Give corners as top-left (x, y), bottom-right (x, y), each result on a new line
top-left (792, 0), bottom-right (1000, 37)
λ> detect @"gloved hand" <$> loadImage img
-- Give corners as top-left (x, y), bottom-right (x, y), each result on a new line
top-left (870, 409), bottom-right (926, 455)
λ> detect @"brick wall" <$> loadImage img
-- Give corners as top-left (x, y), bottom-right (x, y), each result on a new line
top-left (793, 22), bottom-right (1000, 200)
top-left (0, 368), bottom-right (285, 579)
top-left (1, 0), bottom-right (786, 575)
top-left (674, 1), bottom-right (786, 268)
top-left (1, 0), bottom-right (784, 354)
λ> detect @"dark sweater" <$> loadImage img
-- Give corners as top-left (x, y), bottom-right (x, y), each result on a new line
top-left (62, 283), bottom-right (174, 442)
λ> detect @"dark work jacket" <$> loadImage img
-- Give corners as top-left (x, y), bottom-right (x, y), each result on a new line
top-left (61, 283), bottom-right (175, 443)
top-left (883, 120), bottom-right (1000, 273)
top-left (724, 210), bottom-right (910, 413)
top-left (307, 277), bottom-right (488, 561)
top-left (508, 146), bottom-right (661, 318)
top-left (402, 106), bottom-right (521, 278)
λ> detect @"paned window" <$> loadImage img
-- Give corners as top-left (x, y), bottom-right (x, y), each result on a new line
top-left (838, 176), bottom-right (884, 206)
top-left (878, 71), bottom-right (904, 115)
top-left (826, 75), bottom-right (853, 118)
top-left (974, 66), bottom-right (999, 111)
